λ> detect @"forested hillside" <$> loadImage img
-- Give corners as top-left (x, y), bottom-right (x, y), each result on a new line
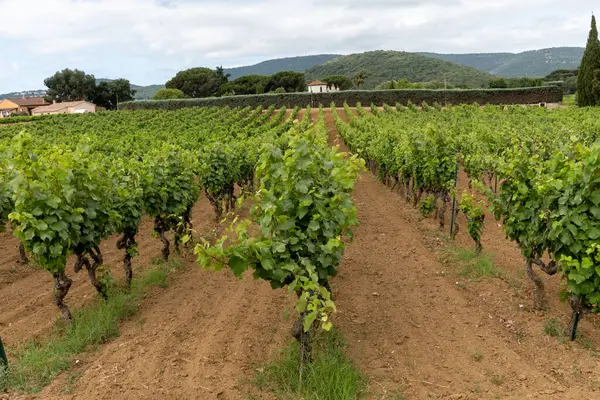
top-left (224, 54), bottom-right (341, 79)
top-left (305, 51), bottom-right (495, 88)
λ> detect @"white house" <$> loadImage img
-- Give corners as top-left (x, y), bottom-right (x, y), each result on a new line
top-left (307, 81), bottom-right (339, 93)
top-left (31, 101), bottom-right (97, 116)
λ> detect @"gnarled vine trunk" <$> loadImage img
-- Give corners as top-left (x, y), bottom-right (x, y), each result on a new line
top-left (291, 313), bottom-right (312, 368)
top-left (75, 247), bottom-right (108, 300)
top-left (18, 243), bottom-right (29, 264)
top-left (206, 189), bottom-right (223, 221)
top-left (154, 216), bottom-right (170, 261)
top-left (525, 259), bottom-right (545, 310)
top-left (117, 233), bottom-right (136, 289)
top-left (52, 270), bottom-right (73, 322)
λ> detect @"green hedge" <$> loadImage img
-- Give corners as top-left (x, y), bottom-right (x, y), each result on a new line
top-left (118, 87), bottom-right (563, 110)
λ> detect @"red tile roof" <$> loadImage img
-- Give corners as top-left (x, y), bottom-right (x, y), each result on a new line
top-left (308, 80), bottom-right (327, 86)
top-left (7, 97), bottom-right (49, 107)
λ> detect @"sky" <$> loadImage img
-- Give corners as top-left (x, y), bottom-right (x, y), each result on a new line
top-left (0, 0), bottom-right (595, 93)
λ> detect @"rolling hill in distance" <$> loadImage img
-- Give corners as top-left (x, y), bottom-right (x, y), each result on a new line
top-left (421, 47), bottom-right (583, 77)
top-left (0, 47), bottom-right (584, 100)
top-left (223, 54), bottom-right (341, 79)
top-left (305, 51), bottom-right (495, 89)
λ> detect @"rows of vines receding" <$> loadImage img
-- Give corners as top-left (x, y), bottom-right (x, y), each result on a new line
top-left (333, 101), bottom-right (600, 339)
top-left (0, 106), bottom-right (361, 356)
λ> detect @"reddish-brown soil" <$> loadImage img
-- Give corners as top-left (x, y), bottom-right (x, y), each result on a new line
top-left (1, 109), bottom-right (599, 400)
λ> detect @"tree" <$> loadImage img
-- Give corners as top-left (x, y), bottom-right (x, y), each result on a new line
top-left (93, 79), bottom-right (136, 110)
top-left (215, 66), bottom-right (231, 86)
top-left (353, 70), bottom-right (368, 89)
top-left (264, 71), bottom-right (306, 93)
top-left (153, 88), bottom-right (185, 100)
top-left (44, 69), bottom-right (96, 102)
top-left (577, 15), bottom-right (600, 106)
top-left (220, 75), bottom-right (269, 95)
top-left (322, 75), bottom-right (353, 91)
top-left (166, 67), bottom-right (221, 98)
top-left (488, 78), bottom-right (508, 88)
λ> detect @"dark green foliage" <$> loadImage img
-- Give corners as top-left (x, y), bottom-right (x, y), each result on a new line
top-left (544, 68), bottom-right (578, 82)
top-left (152, 88), bottom-right (184, 100)
top-left (165, 67), bottom-right (223, 98)
top-left (577, 16), bottom-right (600, 106)
top-left (44, 69), bottom-right (97, 102)
top-left (353, 70), bottom-right (368, 89)
top-left (542, 69), bottom-right (578, 95)
top-left (305, 51), bottom-right (495, 89)
top-left (93, 79), bottom-right (136, 110)
top-left (323, 75), bottom-right (354, 90)
top-left (224, 54), bottom-right (340, 79)
top-left (490, 78), bottom-right (508, 88)
top-left (264, 71), bottom-right (306, 93)
top-left (220, 74), bottom-right (269, 95)
top-left (119, 87), bottom-right (563, 110)
top-left (489, 77), bottom-right (542, 89)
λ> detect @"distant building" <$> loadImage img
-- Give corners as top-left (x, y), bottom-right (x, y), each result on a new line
top-left (307, 81), bottom-right (339, 93)
top-left (31, 101), bottom-right (97, 116)
top-left (0, 97), bottom-right (49, 117)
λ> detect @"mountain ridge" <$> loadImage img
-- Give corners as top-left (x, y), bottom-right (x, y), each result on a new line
top-left (420, 47), bottom-right (583, 77)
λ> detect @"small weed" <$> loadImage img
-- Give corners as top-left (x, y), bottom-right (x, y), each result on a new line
top-left (515, 328), bottom-right (525, 344)
top-left (445, 247), bottom-right (500, 280)
top-left (544, 318), bottom-right (565, 342)
top-left (404, 359), bottom-right (416, 371)
top-left (573, 360), bottom-right (582, 378)
top-left (563, 94), bottom-right (576, 106)
top-left (490, 374), bottom-right (503, 386)
top-left (577, 335), bottom-right (594, 350)
top-left (472, 352), bottom-right (483, 362)
top-left (590, 380), bottom-right (600, 391)
top-left (253, 329), bottom-right (367, 400)
top-left (376, 386), bottom-right (406, 400)
top-left (473, 383), bottom-right (481, 393)
top-left (61, 371), bottom-right (83, 394)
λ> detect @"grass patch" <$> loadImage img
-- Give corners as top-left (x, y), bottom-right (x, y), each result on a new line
top-left (544, 318), bottom-right (566, 343)
top-left (444, 247), bottom-right (500, 280)
top-left (563, 94), bottom-right (576, 106)
top-left (0, 258), bottom-right (181, 393)
top-left (472, 352), bottom-right (483, 362)
top-left (490, 374), bottom-right (503, 386)
top-left (577, 334), bottom-right (594, 350)
top-left (253, 329), bottom-right (367, 400)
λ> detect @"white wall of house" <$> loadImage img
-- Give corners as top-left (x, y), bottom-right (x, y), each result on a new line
top-left (69, 103), bottom-right (96, 113)
top-left (308, 84), bottom-right (339, 93)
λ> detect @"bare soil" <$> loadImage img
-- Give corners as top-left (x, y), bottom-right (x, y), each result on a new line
top-left (1, 109), bottom-right (599, 399)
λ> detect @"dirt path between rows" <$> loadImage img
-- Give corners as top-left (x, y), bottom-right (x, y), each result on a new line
top-left (2, 109), bottom-right (600, 400)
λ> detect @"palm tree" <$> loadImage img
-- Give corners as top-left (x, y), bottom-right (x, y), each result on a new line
top-left (353, 70), bottom-right (368, 89)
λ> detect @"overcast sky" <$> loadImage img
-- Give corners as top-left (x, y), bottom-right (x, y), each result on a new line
top-left (0, 0), bottom-right (594, 93)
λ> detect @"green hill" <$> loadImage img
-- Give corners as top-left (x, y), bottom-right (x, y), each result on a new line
top-left (305, 51), bottom-right (495, 89)
top-left (224, 54), bottom-right (340, 79)
top-left (421, 47), bottom-right (584, 78)
top-left (131, 84), bottom-right (164, 100)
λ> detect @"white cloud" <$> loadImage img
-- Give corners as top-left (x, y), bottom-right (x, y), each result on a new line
top-left (0, 0), bottom-right (595, 92)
